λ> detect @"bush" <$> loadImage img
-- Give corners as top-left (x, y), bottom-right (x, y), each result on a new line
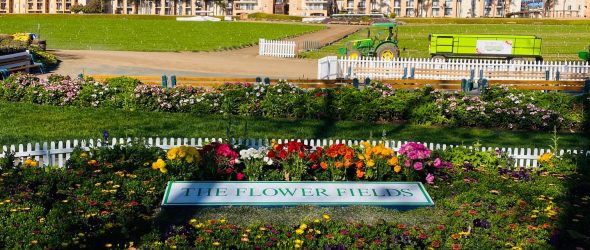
top-left (247, 13), bottom-right (303, 22)
top-left (0, 74), bottom-right (586, 131)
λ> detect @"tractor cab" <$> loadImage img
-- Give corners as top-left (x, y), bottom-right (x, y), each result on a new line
top-left (338, 22), bottom-right (400, 60)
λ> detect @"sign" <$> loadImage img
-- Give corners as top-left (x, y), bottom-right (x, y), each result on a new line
top-left (161, 181), bottom-right (434, 208)
top-left (476, 40), bottom-right (513, 55)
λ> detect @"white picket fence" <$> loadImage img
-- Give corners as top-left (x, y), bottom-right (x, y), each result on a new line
top-left (317, 56), bottom-right (590, 80)
top-left (258, 38), bottom-right (296, 58)
top-left (1, 137), bottom-right (588, 169)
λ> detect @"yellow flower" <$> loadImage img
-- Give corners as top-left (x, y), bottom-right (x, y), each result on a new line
top-left (30, 161), bottom-right (38, 167)
top-left (24, 158), bottom-right (32, 166)
top-left (387, 156), bottom-right (399, 166)
top-left (152, 159), bottom-right (166, 171)
top-left (299, 223), bottom-right (307, 230)
top-left (112, 185), bottom-right (120, 189)
top-left (189, 218), bottom-right (197, 223)
top-left (159, 167), bottom-right (168, 174)
top-left (178, 146), bottom-right (188, 158)
top-left (366, 159), bottom-right (375, 168)
top-left (30, 240), bottom-right (38, 245)
top-left (322, 214), bottom-right (331, 220)
top-left (394, 165), bottom-right (402, 173)
top-left (294, 239), bottom-right (303, 244)
top-left (295, 229), bottom-right (304, 235)
top-left (511, 247), bottom-right (523, 250)
top-left (220, 219), bottom-right (226, 224)
top-left (167, 148), bottom-right (178, 160)
top-left (212, 242), bottom-right (221, 247)
top-left (313, 219), bottom-right (320, 223)
top-left (105, 243), bottom-right (113, 248)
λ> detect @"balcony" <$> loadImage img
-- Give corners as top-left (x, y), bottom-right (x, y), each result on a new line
top-left (306, 0), bottom-right (327, 3)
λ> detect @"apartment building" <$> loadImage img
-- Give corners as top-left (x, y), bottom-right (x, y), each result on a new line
top-left (0, 0), bottom-right (587, 18)
top-left (0, 0), bottom-right (85, 13)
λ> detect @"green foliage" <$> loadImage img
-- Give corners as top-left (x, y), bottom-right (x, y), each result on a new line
top-left (28, 47), bottom-right (58, 66)
top-left (0, 15), bottom-right (321, 52)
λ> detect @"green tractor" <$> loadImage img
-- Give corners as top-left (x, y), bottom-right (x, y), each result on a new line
top-left (579, 44), bottom-right (590, 63)
top-left (337, 22), bottom-right (400, 60)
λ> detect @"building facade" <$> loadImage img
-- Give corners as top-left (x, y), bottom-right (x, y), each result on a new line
top-left (0, 0), bottom-right (85, 13)
top-left (0, 0), bottom-right (588, 18)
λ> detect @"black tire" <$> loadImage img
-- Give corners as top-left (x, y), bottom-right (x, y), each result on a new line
top-left (376, 43), bottom-right (399, 60)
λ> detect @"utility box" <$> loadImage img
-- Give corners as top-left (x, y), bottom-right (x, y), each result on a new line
top-left (429, 34), bottom-right (543, 61)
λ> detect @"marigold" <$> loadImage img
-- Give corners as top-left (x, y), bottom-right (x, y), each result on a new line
top-left (320, 162), bottom-right (328, 170)
top-left (167, 148), bottom-right (178, 160)
top-left (335, 161), bottom-right (344, 168)
top-left (387, 156), bottom-right (399, 166)
top-left (394, 165), bottom-right (402, 173)
top-left (356, 169), bottom-right (364, 178)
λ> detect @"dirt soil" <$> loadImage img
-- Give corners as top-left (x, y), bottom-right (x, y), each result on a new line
top-left (48, 24), bottom-right (359, 79)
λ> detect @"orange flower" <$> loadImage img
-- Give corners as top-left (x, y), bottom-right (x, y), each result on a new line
top-left (344, 160), bottom-right (352, 168)
top-left (335, 161), bottom-right (344, 168)
top-left (356, 169), bottom-right (364, 178)
top-left (356, 161), bottom-right (363, 168)
top-left (320, 162), bottom-right (328, 170)
top-left (394, 165), bottom-right (401, 173)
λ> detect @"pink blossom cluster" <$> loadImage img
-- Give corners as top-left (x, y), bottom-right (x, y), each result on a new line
top-left (398, 142), bottom-right (431, 161)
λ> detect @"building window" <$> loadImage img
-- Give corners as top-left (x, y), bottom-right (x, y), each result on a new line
top-left (406, 8), bottom-right (413, 15)
top-left (433, 8), bottom-right (439, 15)
top-left (432, 0), bottom-right (439, 7)
top-left (394, 0), bottom-right (400, 7)
top-left (444, 7), bottom-right (452, 15)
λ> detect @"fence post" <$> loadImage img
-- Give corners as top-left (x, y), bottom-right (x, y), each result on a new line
top-left (545, 70), bottom-right (550, 81)
top-left (264, 77), bottom-right (270, 85)
top-left (170, 75), bottom-right (176, 87)
top-left (364, 77), bottom-right (370, 87)
top-left (161, 75), bottom-right (167, 88)
top-left (256, 76), bottom-right (261, 83)
top-left (410, 67), bottom-right (415, 79)
top-left (555, 70), bottom-right (560, 81)
top-left (461, 79), bottom-right (467, 92)
top-left (353, 78), bottom-right (359, 88)
top-left (585, 80), bottom-right (590, 93)
top-left (402, 67), bottom-right (407, 79)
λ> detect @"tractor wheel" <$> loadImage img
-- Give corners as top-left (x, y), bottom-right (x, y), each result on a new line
top-left (376, 44), bottom-right (399, 60)
top-left (346, 49), bottom-right (362, 60)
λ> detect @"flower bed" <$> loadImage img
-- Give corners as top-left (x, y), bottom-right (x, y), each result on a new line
top-left (0, 74), bottom-right (587, 131)
top-left (1, 140), bottom-right (588, 249)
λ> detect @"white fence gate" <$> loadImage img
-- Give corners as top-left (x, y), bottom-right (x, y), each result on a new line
top-left (1, 137), bottom-right (588, 168)
top-left (258, 38), bottom-right (296, 58)
top-left (317, 57), bottom-right (590, 81)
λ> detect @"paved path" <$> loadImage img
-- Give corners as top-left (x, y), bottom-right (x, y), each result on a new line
top-left (49, 24), bottom-right (360, 79)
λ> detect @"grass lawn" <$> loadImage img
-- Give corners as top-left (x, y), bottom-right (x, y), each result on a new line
top-left (0, 15), bottom-right (323, 51)
top-left (1, 101), bottom-right (587, 150)
top-left (302, 19), bottom-right (590, 61)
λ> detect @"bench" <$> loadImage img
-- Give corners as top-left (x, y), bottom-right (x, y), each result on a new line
top-left (555, 70), bottom-right (590, 81)
top-left (352, 66), bottom-right (409, 80)
top-left (378, 79), bottom-right (464, 90)
top-left (0, 51), bottom-right (44, 79)
top-left (480, 70), bottom-right (550, 81)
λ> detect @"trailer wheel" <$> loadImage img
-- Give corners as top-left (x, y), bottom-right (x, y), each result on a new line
top-left (346, 49), bottom-right (362, 60)
top-left (432, 55), bottom-right (446, 61)
top-left (376, 43), bottom-right (399, 60)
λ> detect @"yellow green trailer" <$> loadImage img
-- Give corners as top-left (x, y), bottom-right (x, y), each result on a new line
top-left (429, 34), bottom-right (542, 61)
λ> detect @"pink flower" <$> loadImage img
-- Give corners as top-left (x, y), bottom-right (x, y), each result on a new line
top-left (405, 160), bottom-right (411, 168)
top-left (434, 158), bottom-right (442, 168)
top-left (426, 173), bottom-right (435, 184)
top-left (225, 168), bottom-right (233, 174)
top-left (413, 162), bottom-right (423, 171)
top-left (237, 172), bottom-right (245, 181)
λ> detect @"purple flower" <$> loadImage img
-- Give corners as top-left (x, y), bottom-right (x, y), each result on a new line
top-left (433, 158), bottom-right (442, 168)
top-left (426, 173), bottom-right (434, 184)
top-left (413, 162), bottom-right (423, 171)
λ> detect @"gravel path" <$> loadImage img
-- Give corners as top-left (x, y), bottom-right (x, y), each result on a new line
top-left (48, 24), bottom-right (360, 79)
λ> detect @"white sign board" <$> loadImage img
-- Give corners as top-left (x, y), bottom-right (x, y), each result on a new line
top-left (162, 181), bottom-right (434, 208)
top-left (476, 40), bottom-right (513, 55)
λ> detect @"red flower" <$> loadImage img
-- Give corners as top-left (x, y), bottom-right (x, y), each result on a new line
top-left (419, 233), bottom-right (428, 239)
top-left (225, 168), bottom-right (233, 174)
top-left (128, 200), bottom-right (139, 206)
top-left (437, 225), bottom-right (445, 230)
top-left (431, 240), bottom-right (441, 248)
top-left (311, 164), bottom-right (318, 170)
top-left (88, 201), bottom-right (98, 206)
top-left (104, 201), bottom-right (112, 206)
top-left (279, 150), bottom-right (287, 160)
top-left (315, 92), bottom-right (322, 97)
top-left (236, 172), bottom-right (245, 181)
top-left (267, 151), bottom-right (275, 158)
top-left (396, 224), bottom-right (406, 229)
top-left (452, 243), bottom-right (461, 250)
top-left (298, 151), bottom-right (305, 158)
